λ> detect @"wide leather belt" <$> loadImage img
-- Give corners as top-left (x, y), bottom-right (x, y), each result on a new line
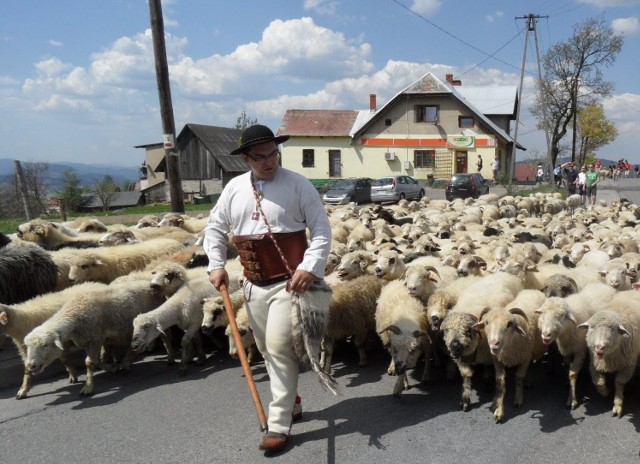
top-left (232, 230), bottom-right (308, 285)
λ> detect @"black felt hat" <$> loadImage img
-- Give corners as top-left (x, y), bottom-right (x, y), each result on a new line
top-left (230, 124), bottom-right (290, 155)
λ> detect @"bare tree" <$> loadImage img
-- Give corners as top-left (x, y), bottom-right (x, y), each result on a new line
top-left (531, 16), bottom-right (623, 166)
top-left (94, 175), bottom-right (120, 212)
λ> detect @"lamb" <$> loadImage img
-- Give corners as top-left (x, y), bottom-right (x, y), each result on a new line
top-left (376, 279), bottom-right (430, 396)
top-left (224, 304), bottom-right (257, 364)
top-left (0, 244), bottom-right (59, 305)
top-left (440, 272), bottom-right (524, 411)
top-left (24, 280), bottom-right (166, 396)
top-left (67, 238), bottom-right (185, 284)
top-left (577, 290), bottom-right (640, 417)
top-left (374, 249), bottom-right (407, 280)
top-left (131, 276), bottom-right (216, 375)
top-left (541, 274), bottom-right (579, 298)
top-left (535, 283), bottom-right (617, 409)
top-left (565, 194), bottom-right (582, 215)
top-left (334, 250), bottom-right (377, 280)
top-left (473, 289), bottom-right (546, 422)
top-left (320, 275), bottom-right (382, 374)
top-left (135, 214), bottom-right (161, 228)
top-left (157, 212), bottom-right (208, 234)
top-left (0, 282), bottom-right (108, 399)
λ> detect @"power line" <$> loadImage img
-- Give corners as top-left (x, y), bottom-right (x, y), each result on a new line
top-left (390, 0), bottom-right (524, 73)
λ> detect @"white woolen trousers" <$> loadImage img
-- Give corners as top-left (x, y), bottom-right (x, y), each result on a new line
top-left (243, 280), bottom-right (298, 435)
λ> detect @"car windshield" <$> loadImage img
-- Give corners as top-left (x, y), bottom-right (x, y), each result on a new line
top-left (331, 179), bottom-right (356, 189)
top-left (372, 178), bottom-right (393, 187)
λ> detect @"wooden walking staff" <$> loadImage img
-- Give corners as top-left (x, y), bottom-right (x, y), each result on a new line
top-left (219, 283), bottom-right (268, 431)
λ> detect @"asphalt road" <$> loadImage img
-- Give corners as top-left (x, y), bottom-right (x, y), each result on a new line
top-left (1, 176), bottom-right (640, 464)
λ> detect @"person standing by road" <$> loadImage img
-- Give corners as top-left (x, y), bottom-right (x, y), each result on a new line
top-left (563, 162), bottom-right (578, 196)
top-left (476, 154), bottom-right (483, 172)
top-left (491, 155), bottom-right (499, 181)
top-left (536, 163), bottom-right (544, 185)
top-left (203, 124), bottom-right (332, 454)
top-left (586, 163), bottom-right (600, 206)
top-left (578, 165), bottom-right (587, 205)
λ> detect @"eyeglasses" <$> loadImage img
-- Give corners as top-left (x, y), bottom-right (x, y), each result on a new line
top-left (246, 149), bottom-right (280, 163)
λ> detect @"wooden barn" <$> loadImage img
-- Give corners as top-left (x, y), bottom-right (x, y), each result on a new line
top-left (141, 124), bottom-right (249, 203)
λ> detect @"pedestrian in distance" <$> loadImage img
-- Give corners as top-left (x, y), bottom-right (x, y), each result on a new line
top-left (578, 165), bottom-right (587, 205)
top-left (203, 124), bottom-right (332, 454)
top-left (562, 162), bottom-right (578, 196)
top-left (585, 163), bottom-right (600, 206)
top-left (536, 163), bottom-right (544, 185)
top-left (491, 155), bottom-right (499, 181)
top-left (476, 154), bottom-right (483, 172)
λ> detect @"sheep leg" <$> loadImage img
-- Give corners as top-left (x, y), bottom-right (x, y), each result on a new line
top-left (455, 359), bottom-right (474, 412)
top-left (392, 373), bottom-right (409, 397)
top-left (589, 363), bottom-right (609, 397)
top-left (80, 354), bottom-right (97, 397)
top-left (179, 331), bottom-right (194, 376)
top-left (567, 353), bottom-right (585, 409)
top-left (16, 367), bottom-right (32, 400)
top-left (191, 332), bottom-right (205, 366)
top-left (612, 365), bottom-right (635, 417)
top-left (514, 360), bottom-right (530, 408)
top-left (320, 337), bottom-right (334, 373)
top-left (159, 331), bottom-right (176, 365)
top-left (354, 334), bottom-right (368, 368)
top-left (492, 362), bottom-right (506, 423)
top-left (387, 358), bottom-right (396, 376)
top-left (420, 341), bottom-right (431, 383)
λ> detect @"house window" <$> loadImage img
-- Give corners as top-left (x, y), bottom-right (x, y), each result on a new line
top-left (414, 150), bottom-right (435, 168)
top-left (302, 149), bottom-right (315, 168)
top-left (415, 105), bottom-right (439, 123)
top-left (459, 116), bottom-right (474, 128)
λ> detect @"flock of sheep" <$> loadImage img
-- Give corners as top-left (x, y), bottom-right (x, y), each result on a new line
top-left (1, 188), bottom-right (640, 424)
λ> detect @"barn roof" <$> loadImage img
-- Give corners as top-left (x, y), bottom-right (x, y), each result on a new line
top-left (81, 191), bottom-right (144, 210)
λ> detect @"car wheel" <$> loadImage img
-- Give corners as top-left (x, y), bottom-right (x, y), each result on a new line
top-left (350, 195), bottom-right (357, 205)
top-left (418, 189), bottom-right (425, 199)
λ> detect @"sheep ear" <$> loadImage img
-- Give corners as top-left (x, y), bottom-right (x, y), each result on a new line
top-left (413, 330), bottom-right (431, 343)
top-left (514, 324), bottom-right (527, 336)
top-left (618, 325), bottom-right (631, 337)
top-left (473, 321), bottom-right (486, 330)
top-left (156, 324), bottom-right (166, 336)
top-left (0, 311), bottom-right (8, 325)
top-left (567, 313), bottom-right (578, 325)
top-left (576, 322), bottom-right (589, 331)
top-left (379, 325), bottom-right (402, 336)
top-left (54, 333), bottom-right (64, 350)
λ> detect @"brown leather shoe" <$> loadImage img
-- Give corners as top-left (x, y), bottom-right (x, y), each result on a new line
top-left (259, 432), bottom-right (289, 453)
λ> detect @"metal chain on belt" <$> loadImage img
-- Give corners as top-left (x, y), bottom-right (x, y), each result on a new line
top-left (250, 173), bottom-right (295, 278)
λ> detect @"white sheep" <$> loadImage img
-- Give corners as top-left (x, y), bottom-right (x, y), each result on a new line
top-left (131, 277), bottom-right (216, 375)
top-left (376, 279), bottom-right (430, 396)
top-left (0, 282), bottom-right (108, 399)
top-left (24, 280), bottom-right (166, 396)
top-left (441, 272), bottom-right (524, 411)
top-left (535, 283), bottom-right (617, 409)
top-left (473, 289), bottom-right (546, 422)
top-left (224, 304), bottom-right (257, 364)
top-left (67, 238), bottom-right (185, 284)
top-left (577, 290), bottom-right (640, 417)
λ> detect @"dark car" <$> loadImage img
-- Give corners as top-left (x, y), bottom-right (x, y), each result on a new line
top-left (322, 177), bottom-right (373, 205)
top-left (445, 173), bottom-right (490, 201)
top-left (370, 175), bottom-right (425, 204)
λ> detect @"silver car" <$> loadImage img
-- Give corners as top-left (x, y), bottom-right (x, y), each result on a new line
top-left (370, 175), bottom-right (425, 204)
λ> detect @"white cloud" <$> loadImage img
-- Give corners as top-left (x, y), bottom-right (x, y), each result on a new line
top-left (575, 0), bottom-right (640, 7)
top-left (48, 39), bottom-right (63, 47)
top-left (170, 17), bottom-right (374, 99)
top-left (0, 75), bottom-right (19, 85)
top-left (411, 0), bottom-right (441, 16)
top-left (603, 93), bottom-right (640, 135)
top-left (34, 57), bottom-right (71, 77)
top-left (304, 0), bottom-right (339, 15)
top-left (485, 11), bottom-right (504, 22)
top-left (612, 16), bottom-right (640, 36)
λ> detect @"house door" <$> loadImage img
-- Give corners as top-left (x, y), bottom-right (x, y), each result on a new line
top-left (455, 151), bottom-right (467, 173)
top-left (329, 150), bottom-right (342, 177)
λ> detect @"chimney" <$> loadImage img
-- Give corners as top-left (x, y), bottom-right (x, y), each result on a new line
top-left (446, 73), bottom-right (462, 86)
top-left (369, 93), bottom-right (376, 112)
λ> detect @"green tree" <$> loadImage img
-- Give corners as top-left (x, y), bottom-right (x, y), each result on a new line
top-left (59, 169), bottom-right (84, 212)
top-left (94, 175), bottom-right (120, 212)
top-left (235, 110), bottom-right (258, 130)
top-left (576, 103), bottom-right (618, 167)
top-left (531, 16), bottom-right (623, 167)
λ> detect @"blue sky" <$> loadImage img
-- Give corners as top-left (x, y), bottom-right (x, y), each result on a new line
top-left (1, 0), bottom-right (639, 167)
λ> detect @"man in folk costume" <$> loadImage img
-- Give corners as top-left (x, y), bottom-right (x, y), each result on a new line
top-left (204, 125), bottom-right (334, 453)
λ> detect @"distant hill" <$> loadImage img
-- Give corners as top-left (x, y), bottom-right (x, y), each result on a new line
top-left (0, 159), bottom-right (140, 189)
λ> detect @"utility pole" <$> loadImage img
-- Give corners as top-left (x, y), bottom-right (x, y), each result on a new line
top-left (149, 0), bottom-right (184, 213)
top-left (14, 160), bottom-right (32, 220)
top-left (513, 14), bottom-right (551, 185)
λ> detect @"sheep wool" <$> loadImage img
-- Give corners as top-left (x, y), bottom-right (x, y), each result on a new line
top-left (290, 280), bottom-right (340, 395)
